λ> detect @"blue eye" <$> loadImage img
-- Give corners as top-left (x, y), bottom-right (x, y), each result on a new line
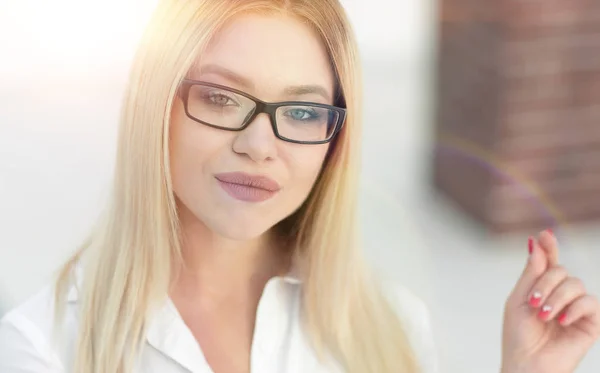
top-left (285, 108), bottom-right (319, 121)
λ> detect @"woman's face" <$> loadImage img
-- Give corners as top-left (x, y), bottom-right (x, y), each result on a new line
top-left (170, 13), bottom-right (336, 240)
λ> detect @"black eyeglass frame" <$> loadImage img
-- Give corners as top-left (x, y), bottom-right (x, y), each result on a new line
top-left (177, 79), bottom-right (347, 145)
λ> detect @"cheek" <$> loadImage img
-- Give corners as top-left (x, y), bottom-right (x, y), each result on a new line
top-left (169, 114), bottom-right (228, 198)
top-left (284, 144), bottom-right (329, 195)
top-left (170, 120), bottom-right (201, 188)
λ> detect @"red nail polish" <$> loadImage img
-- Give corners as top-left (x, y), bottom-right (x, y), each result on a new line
top-left (529, 292), bottom-right (542, 307)
top-left (559, 313), bottom-right (568, 324)
top-left (538, 305), bottom-right (552, 320)
top-left (546, 228), bottom-right (554, 236)
top-left (528, 237), bottom-right (534, 254)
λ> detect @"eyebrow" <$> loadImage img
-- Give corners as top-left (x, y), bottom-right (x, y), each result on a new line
top-left (283, 85), bottom-right (331, 101)
top-left (197, 63), bottom-right (332, 101)
top-left (198, 63), bottom-right (255, 90)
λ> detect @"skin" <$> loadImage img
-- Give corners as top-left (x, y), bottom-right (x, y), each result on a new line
top-left (165, 11), bottom-right (600, 373)
top-left (502, 230), bottom-right (600, 373)
top-left (168, 13), bottom-right (334, 373)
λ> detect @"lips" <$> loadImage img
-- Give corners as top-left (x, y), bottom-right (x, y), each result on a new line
top-left (214, 172), bottom-right (281, 202)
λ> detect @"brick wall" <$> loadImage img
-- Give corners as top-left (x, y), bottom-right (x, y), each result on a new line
top-left (433, 0), bottom-right (600, 233)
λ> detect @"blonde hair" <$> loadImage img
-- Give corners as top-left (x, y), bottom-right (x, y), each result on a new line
top-left (55, 1), bottom-right (420, 372)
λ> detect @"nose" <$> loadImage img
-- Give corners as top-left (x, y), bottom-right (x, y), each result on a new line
top-left (231, 113), bottom-right (278, 162)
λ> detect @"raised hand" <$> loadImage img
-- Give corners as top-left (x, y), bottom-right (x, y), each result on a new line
top-left (501, 230), bottom-right (600, 373)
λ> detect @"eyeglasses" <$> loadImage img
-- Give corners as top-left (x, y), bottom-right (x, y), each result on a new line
top-left (177, 79), bottom-right (346, 144)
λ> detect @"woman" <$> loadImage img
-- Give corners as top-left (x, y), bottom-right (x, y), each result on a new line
top-left (1, 0), bottom-right (598, 372)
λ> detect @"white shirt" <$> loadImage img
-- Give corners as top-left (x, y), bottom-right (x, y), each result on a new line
top-left (0, 269), bottom-right (438, 373)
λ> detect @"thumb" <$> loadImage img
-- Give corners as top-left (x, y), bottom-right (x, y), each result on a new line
top-left (510, 237), bottom-right (548, 303)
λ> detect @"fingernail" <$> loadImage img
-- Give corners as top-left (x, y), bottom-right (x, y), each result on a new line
top-left (528, 237), bottom-right (534, 255)
top-left (546, 228), bottom-right (554, 237)
top-left (558, 312), bottom-right (568, 324)
top-left (538, 305), bottom-right (552, 320)
top-left (529, 291), bottom-right (542, 307)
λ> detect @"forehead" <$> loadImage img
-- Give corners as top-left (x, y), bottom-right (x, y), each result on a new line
top-left (193, 13), bottom-right (335, 99)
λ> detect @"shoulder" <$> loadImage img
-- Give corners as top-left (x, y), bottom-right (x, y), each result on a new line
top-left (382, 282), bottom-right (439, 373)
top-left (0, 285), bottom-right (73, 372)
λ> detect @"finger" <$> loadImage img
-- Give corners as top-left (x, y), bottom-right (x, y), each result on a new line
top-left (558, 295), bottom-right (600, 332)
top-left (536, 277), bottom-right (586, 322)
top-left (526, 265), bottom-right (569, 309)
top-left (509, 237), bottom-right (548, 303)
top-left (537, 229), bottom-right (559, 267)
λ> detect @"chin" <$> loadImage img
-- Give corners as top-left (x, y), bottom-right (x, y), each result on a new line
top-left (220, 226), bottom-right (269, 241)
top-left (204, 214), bottom-right (275, 241)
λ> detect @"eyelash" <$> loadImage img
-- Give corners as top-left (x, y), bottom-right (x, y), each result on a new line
top-left (205, 92), bottom-right (239, 106)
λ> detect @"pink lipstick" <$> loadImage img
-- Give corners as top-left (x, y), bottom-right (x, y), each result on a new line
top-left (215, 172), bottom-right (280, 202)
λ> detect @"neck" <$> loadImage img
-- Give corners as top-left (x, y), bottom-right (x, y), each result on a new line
top-left (171, 204), bottom-right (289, 303)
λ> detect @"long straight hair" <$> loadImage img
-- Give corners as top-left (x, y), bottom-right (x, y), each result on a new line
top-left (55, 1), bottom-right (420, 372)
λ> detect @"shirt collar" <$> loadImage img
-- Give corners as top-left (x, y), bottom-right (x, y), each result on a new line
top-left (145, 275), bottom-right (301, 372)
top-left (66, 262), bottom-right (302, 372)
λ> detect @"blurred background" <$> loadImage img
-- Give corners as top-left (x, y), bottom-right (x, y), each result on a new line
top-left (1, 0), bottom-right (599, 371)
